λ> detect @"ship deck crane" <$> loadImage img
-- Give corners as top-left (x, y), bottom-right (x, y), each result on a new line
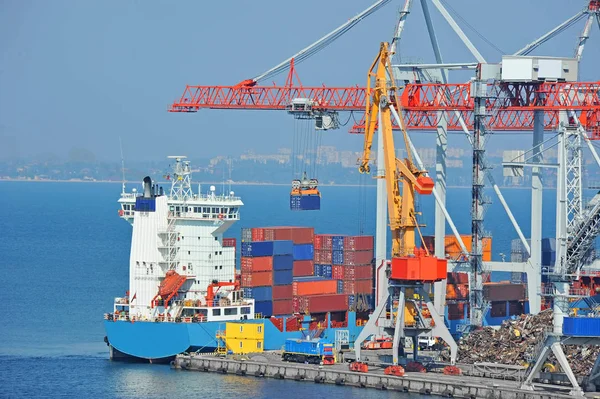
top-left (351, 42), bottom-right (457, 372)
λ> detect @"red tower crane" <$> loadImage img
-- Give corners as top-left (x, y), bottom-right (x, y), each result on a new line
top-left (169, 59), bottom-right (600, 136)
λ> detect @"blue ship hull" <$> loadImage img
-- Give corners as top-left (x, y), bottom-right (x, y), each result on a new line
top-left (104, 312), bottom-right (363, 362)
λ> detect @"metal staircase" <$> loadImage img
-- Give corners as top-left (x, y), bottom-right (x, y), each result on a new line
top-left (158, 212), bottom-right (179, 270)
top-left (566, 190), bottom-right (600, 274)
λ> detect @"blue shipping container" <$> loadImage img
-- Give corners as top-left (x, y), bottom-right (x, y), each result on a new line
top-left (242, 287), bottom-right (272, 302)
top-left (272, 240), bottom-right (294, 256)
top-left (290, 195), bottom-right (320, 211)
top-left (332, 250), bottom-right (344, 265)
top-left (563, 317), bottom-right (600, 336)
top-left (241, 240), bottom-right (293, 257)
top-left (274, 269), bottom-right (294, 286)
top-left (348, 295), bottom-right (355, 307)
top-left (314, 264), bottom-right (322, 276)
top-left (337, 280), bottom-right (344, 294)
top-left (273, 254), bottom-right (294, 271)
top-left (293, 244), bottom-right (314, 261)
top-left (332, 236), bottom-right (345, 252)
top-left (255, 300), bottom-right (273, 317)
top-left (322, 265), bottom-right (332, 278)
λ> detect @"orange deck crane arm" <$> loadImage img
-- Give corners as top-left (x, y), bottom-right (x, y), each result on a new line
top-left (359, 42), bottom-right (434, 258)
top-left (205, 280), bottom-right (239, 304)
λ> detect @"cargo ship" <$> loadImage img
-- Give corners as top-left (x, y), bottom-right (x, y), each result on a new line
top-left (103, 157), bottom-right (373, 362)
top-left (104, 156), bottom-right (535, 362)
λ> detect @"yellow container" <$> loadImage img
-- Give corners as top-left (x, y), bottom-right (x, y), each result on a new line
top-left (226, 338), bottom-right (264, 354)
top-left (225, 322), bottom-right (265, 340)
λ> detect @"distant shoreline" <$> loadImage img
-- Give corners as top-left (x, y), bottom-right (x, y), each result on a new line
top-left (0, 178), bottom-right (552, 190)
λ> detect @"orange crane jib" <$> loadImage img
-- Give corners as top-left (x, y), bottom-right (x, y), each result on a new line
top-left (169, 80), bottom-right (600, 132)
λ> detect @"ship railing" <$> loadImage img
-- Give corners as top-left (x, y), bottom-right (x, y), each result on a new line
top-left (168, 211), bottom-right (240, 221)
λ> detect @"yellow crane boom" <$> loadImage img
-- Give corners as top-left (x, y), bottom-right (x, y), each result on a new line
top-left (359, 42), bottom-right (434, 259)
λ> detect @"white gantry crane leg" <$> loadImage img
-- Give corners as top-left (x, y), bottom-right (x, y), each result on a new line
top-left (420, 0), bottom-right (449, 316)
top-left (354, 286), bottom-right (390, 362)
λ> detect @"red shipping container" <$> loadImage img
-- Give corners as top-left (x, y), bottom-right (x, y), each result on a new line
top-left (332, 265), bottom-right (344, 280)
top-left (341, 250), bottom-right (373, 266)
top-left (251, 228), bottom-right (265, 242)
top-left (314, 234), bottom-right (335, 251)
top-left (273, 299), bottom-right (293, 315)
top-left (292, 296), bottom-right (300, 313)
top-left (302, 294), bottom-right (349, 313)
top-left (343, 236), bottom-right (374, 251)
top-left (223, 238), bottom-right (237, 248)
top-left (314, 249), bottom-right (332, 264)
top-left (293, 260), bottom-right (314, 277)
top-left (241, 257), bottom-right (273, 273)
top-left (271, 226), bottom-right (314, 244)
top-left (343, 279), bottom-right (372, 294)
top-left (263, 228), bottom-right (275, 241)
top-left (293, 279), bottom-right (338, 296)
top-left (273, 285), bottom-right (293, 300)
top-left (241, 271), bottom-right (273, 287)
top-left (343, 265), bottom-right (373, 280)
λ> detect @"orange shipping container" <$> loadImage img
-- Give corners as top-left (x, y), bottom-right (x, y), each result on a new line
top-left (292, 279), bottom-right (338, 296)
top-left (241, 256), bottom-right (273, 273)
top-left (241, 271), bottom-right (273, 287)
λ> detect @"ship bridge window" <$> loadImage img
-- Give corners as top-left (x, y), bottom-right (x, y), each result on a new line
top-left (241, 307), bottom-right (251, 315)
top-left (225, 308), bottom-right (237, 316)
top-left (221, 208), bottom-right (227, 214)
top-left (211, 207), bottom-right (219, 214)
top-left (203, 207), bottom-right (210, 213)
top-left (228, 207), bottom-right (235, 214)
top-left (212, 309), bottom-right (221, 316)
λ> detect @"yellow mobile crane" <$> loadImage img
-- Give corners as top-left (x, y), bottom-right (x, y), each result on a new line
top-left (359, 42), bottom-right (444, 280)
top-left (351, 43), bottom-right (456, 373)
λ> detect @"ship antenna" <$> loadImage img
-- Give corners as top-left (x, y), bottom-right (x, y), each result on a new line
top-left (119, 136), bottom-right (126, 194)
top-left (228, 157), bottom-right (232, 195)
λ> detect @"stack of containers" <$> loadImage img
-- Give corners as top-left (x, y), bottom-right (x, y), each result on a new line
top-left (314, 234), bottom-right (335, 277)
top-left (332, 235), bottom-right (374, 295)
top-left (240, 240), bottom-right (294, 316)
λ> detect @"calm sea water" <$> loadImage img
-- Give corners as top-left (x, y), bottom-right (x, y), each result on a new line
top-left (0, 181), bottom-right (567, 398)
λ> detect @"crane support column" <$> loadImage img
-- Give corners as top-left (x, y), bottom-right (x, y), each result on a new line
top-left (469, 70), bottom-right (489, 327)
top-left (529, 108), bottom-right (544, 315)
top-left (376, 113), bottom-right (388, 310)
top-left (433, 111), bottom-right (448, 315)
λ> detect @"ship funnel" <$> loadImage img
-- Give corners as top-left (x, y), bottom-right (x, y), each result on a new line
top-left (143, 176), bottom-right (152, 198)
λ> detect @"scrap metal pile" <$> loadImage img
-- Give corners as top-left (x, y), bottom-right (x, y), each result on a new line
top-left (452, 309), bottom-right (600, 375)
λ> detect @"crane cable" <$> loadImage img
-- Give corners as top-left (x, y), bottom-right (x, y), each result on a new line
top-left (253, 0), bottom-right (391, 83)
top-left (439, 0), bottom-right (506, 55)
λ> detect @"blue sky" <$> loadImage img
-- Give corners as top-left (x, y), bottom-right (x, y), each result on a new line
top-left (1, 0), bottom-right (598, 161)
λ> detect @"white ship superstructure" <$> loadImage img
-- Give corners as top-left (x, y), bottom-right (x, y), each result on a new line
top-left (116, 156), bottom-right (246, 320)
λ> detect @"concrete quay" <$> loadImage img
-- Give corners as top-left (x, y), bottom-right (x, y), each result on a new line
top-left (172, 353), bottom-right (579, 398)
